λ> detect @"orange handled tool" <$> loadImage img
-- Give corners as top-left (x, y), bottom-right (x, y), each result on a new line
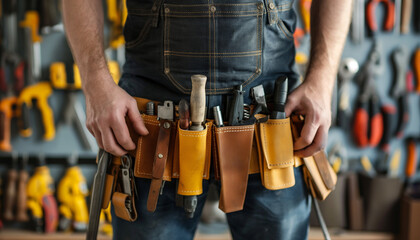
top-left (0, 97), bottom-right (18, 152)
top-left (366, 0), bottom-right (395, 32)
top-left (300, 0), bottom-right (312, 33)
top-left (413, 47), bottom-right (420, 94)
top-left (406, 138), bottom-right (418, 178)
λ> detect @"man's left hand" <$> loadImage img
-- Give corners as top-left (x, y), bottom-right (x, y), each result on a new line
top-left (285, 73), bottom-right (332, 158)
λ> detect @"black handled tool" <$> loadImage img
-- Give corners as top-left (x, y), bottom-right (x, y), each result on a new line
top-left (271, 76), bottom-right (288, 119)
top-left (228, 85), bottom-right (244, 126)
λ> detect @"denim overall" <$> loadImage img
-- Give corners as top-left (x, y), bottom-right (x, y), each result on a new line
top-left (115, 0), bottom-right (311, 239)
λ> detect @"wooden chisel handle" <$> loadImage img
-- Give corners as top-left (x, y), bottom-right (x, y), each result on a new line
top-left (401, 0), bottom-right (412, 34)
top-left (190, 75), bottom-right (207, 131)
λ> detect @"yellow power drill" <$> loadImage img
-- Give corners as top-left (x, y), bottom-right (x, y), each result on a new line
top-left (27, 162), bottom-right (58, 233)
top-left (57, 164), bottom-right (89, 232)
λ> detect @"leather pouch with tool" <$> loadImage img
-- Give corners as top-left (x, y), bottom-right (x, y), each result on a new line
top-left (290, 115), bottom-right (337, 200)
top-left (254, 115), bottom-right (296, 190)
top-left (102, 155), bottom-right (138, 222)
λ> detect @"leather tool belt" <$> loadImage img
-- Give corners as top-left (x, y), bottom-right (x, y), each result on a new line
top-left (106, 97), bottom-right (337, 219)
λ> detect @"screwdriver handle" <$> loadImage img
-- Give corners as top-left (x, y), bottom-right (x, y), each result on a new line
top-left (400, 0), bottom-right (413, 34)
top-left (190, 75), bottom-right (206, 131)
top-left (414, 48), bottom-right (420, 94)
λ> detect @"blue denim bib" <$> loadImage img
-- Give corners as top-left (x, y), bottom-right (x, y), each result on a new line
top-left (121, 0), bottom-right (299, 103)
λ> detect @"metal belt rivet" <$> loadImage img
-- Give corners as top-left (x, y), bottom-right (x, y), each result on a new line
top-left (269, 3), bottom-right (275, 9)
top-left (256, 68), bottom-right (261, 74)
top-left (210, 6), bottom-right (216, 13)
top-left (158, 153), bottom-right (164, 159)
top-left (258, 3), bottom-right (263, 10)
top-left (164, 68), bottom-right (170, 74)
top-left (163, 122), bottom-right (170, 129)
top-left (165, 8), bottom-right (170, 13)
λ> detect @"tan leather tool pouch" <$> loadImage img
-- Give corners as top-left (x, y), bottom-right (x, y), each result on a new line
top-left (290, 115), bottom-right (337, 200)
top-left (133, 114), bottom-right (175, 181)
top-left (214, 124), bottom-right (254, 213)
top-left (112, 192), bottom-right (137, 222)
top-left (174, 122), bottom-right (212, 196)
top-left (255, 116), bottom-right (296, 190)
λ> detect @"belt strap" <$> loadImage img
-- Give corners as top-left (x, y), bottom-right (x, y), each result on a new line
top-left (147, 120), bottom-right (172, 212)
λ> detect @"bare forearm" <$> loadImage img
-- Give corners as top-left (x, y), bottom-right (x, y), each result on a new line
top-left (62, 0), bottom-right (112, 92)
top-left (306, 0), bottom-right (352, 93)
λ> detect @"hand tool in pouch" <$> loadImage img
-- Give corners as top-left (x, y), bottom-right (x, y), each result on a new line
top-left (176, 99), bottom-right (190, 207)
top-left (270, 76), bottom-right (288, 119)
top-left (147, 100), bottom-right (174, 212)
top-left (353, 41), bottom-right (384, 148)
top-left (86, 149), bottom-right (111, 240)
top-left (182, 74), bottom-right (207, 218)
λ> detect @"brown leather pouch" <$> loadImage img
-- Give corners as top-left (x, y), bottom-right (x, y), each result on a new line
top-left (214, 124), bottom-right (254, 213)
top-left (112, 192), bottom-right (137, 222)
top-left (133, 114), bottom-right (175, 181)
top-left (290, 115), bottom-right (337, 200)
top-left (255, 116), bottom-right (296, 190)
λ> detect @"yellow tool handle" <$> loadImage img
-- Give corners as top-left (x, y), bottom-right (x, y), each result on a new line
top-left (300, 0), bottom-right (312, 33)
top-left (50, 62), bottom-right (67, 89)
top-left (37, 94), bottom-right (55, 141)
top-left (19, 11), bottom-right (42, 43)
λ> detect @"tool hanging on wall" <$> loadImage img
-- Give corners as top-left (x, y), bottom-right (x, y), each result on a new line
top-left (57, 154), bottom-right (89, 232)
top-left (299, 0), bottom-right (311, 33)
top-left (16, 154), bottom-right (29, 222)
top-left (50, 62), bottom-right (97, 151)
top-left (366, 0), bottom-right (395, 34)
top-left (18, 10), bottom-right (55, 141)
top-left (337, 58), bottom-right (359, 129)
top-left (3, 153), bottom-right (18, 221)
top-left (105, 0), bottom-right (127, 69)
top-left (406, 137), bottom-right (419, 180)
top-left (351, 0), bottom-right (365, 43)
top-left (400, 0), bottom-right (412, 34)
top-left (26, 155), bottom-right (59, 233)
top-left (413, 47), bottom-right (420, 94)
top-left (390, 47), bottom-right (409, 138)
top-left (353, 41), bottom-right (384, 148)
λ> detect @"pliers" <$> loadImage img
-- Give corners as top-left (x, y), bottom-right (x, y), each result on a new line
top-left (353, 41), bottom-right (384, 148)
top-left (366, 0), bottom-right (395, 32)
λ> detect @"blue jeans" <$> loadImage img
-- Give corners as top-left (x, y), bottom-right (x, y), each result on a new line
top-left (114, 0), bottom-right (311, 239)
top-left (112, 168), bottom-right (311, 240)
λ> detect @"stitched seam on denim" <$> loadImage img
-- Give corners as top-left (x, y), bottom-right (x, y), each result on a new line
top-left (165, 50), bottom-right (261, 54)
top-left (166, 14), bottom-right (262, 18)
top-left (168, 10), bottom-right (259, 14)
top-left (277, 20), bottom-right (293, 39)
top-left (165, 3), bottom-right (258, 7)
top-left (166, 53), bottom-right (261, 58)
top-left (126, 18), bottom-right (152, 48)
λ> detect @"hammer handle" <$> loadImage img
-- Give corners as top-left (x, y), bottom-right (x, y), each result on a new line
top-left (190, 75), bottom-right (207, 131)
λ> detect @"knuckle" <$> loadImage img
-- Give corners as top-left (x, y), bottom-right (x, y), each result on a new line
top-left (302, 136), bottom-right (312, 145)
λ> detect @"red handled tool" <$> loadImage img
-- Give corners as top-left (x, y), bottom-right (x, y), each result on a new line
top-left (366, 0), bottom-right (395, 32)
top-left (353, 42), bottom-right (384, 148)
top-left (413, 47), bottom-right (420, 94)
top-left (406, 138), bottom-right (418, 179)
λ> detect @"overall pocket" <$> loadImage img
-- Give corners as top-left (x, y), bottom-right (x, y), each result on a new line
top-left (215, 124), bottom-right (255, 213)
top-left (255, 117), bottom-right (295, 190)
top-left (163, 3), bottom-right (264, 94)
top-left (124, 8), bottom-right (154, 49)
top-left (176, 122), bottom-right (212, 196)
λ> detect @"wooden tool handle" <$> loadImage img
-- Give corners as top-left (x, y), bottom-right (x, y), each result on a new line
top-left (190, 75), bottom-right (207, 131)
top-left (401, 0), bottom-right (413, 34)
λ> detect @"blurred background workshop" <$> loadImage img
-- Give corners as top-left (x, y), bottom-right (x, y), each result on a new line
top-left (0, 0), bottom-right (419, 239)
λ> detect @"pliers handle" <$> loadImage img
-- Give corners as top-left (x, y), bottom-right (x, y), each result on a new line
top-left (366, 0), bottom-right (395, 32)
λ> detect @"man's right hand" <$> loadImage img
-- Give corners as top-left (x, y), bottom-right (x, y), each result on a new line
top-left (84, 74), bottom-right (149, 156)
